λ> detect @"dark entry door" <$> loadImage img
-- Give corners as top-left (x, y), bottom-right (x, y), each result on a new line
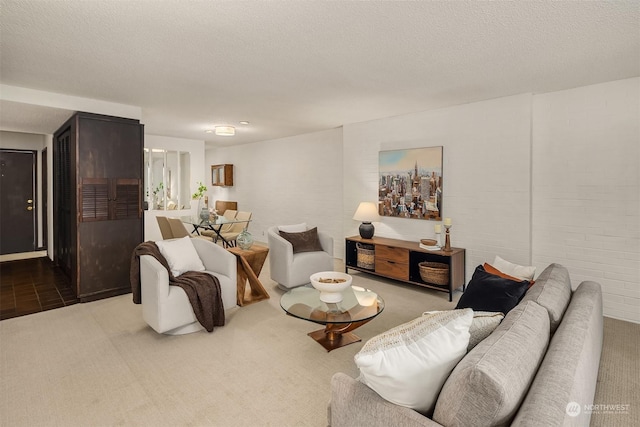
top-left (0, 150), bottom-right (36, 254)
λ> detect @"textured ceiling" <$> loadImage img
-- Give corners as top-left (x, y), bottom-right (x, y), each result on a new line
top-left (1, 1), bottom-right (638, 147)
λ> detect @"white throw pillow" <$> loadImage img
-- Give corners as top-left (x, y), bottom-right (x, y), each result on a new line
top-left (156, 236), bottom-right (205, 277)
top-left (493, 255), bottom-right (536, 281)
top-left (422, 310), bottom-right (505, 352)
top-left (355, 309), bottom-right (473, 414)
top-left (278, 223), bottom-right (307, 233)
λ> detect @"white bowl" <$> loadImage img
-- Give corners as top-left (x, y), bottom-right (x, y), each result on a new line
top-left (310, 271), bottom-right (353, 303)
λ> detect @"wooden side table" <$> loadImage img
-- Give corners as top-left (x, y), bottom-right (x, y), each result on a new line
top-left (227, 245), bottom-right (270, 306)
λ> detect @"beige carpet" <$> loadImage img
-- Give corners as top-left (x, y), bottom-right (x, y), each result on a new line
top-left (1, 258), bottom-right (637, 426)
top-left (591, 317), bottom-right (640, 427)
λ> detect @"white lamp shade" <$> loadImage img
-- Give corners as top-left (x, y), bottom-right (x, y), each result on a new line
top-left (353, 202), bottom-right (380, 222)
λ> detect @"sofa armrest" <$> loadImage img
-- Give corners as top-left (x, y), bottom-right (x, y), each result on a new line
top-left (329, 373), bottom-right (443, 427)
top-left (267, 227), bottom-right (294, 259)
top-left (511, 281), bottom-right (603, 427)
top-left (318, 231), bottom-right (334, 257)
top-left (191, 238), bottom-right (236, 281)
top-left (267, 227), bottom-right (294, 282)
top-left (140, 255), bottom-right (170, 303)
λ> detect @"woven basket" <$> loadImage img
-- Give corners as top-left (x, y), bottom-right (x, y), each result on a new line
top-left (356, 243), bottom-right (375, 270)
top-left (418, 261), bottom-right (449, 286)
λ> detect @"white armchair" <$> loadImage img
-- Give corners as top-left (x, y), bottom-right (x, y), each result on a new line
top-left (139, 238), bottom-right (238, 335)
top-left (267, 225), bottom-right (334, 289)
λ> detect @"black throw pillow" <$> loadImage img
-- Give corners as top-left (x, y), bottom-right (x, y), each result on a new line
top-left (455, 265), bottom-right (530, 314)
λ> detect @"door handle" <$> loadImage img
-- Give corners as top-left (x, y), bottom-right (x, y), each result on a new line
top-left (27, 206), bottom-right (33, 211)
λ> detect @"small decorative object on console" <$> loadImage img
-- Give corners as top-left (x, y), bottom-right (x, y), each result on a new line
top-left (310, 271), bottom-right (353, 303)
top-left (443, 218), bottom-right (452, 252)
top-left (419, 239), bottom-right (440, 251)
top-left (236, 229), bottom-right (254, 250)
top-left (434, 224), bottom-right (442, 247)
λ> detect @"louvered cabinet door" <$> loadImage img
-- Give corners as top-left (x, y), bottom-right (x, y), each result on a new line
top-left (113, 178), bottom-right (141, 220)
top-left (80, 178), bottom-right (109, 221)
top-left (79, 178), bottom-right (141, 221)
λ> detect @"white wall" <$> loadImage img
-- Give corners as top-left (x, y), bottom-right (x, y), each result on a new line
top-left (0, 131), bottom-right (46, 249)
top-left (205, 128), bottom-right (344, 255)
top-left (143, 134), bottom-right (206, 241)
top-left (343, 94), bottom-right (533, 283)
top-left (532, 78), bottom-right (640, 323)
top-left (5, 78), bottom-right (636, 322)
top-left (221, 80), bottom-right (638, 323)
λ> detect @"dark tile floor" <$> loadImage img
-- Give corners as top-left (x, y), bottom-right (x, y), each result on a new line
top-left (0, 257), bottom-right (78, 321)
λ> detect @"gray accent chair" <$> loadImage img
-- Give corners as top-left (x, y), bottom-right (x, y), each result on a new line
top-left (267, 225), bottom-right (334, 289)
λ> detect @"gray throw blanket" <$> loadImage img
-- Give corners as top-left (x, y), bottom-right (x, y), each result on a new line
top-left (130, 241), bottom-right (225, 332)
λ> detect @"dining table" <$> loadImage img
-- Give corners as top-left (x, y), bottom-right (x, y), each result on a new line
top-left (180, 215), bottom-right (251, 247)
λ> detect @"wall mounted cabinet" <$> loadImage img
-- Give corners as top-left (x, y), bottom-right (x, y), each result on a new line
top-left (211, 164), bottom-right (233, 186)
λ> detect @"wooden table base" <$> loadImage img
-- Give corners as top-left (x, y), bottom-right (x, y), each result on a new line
top-left (227, 245), bottom-right (270, 307)
top-left (307, 318), bottom-right (374, 352)
top-left (308, 329), bottom-right (362, 352)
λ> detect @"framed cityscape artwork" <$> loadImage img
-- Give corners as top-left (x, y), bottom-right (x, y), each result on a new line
top-left (378, 146), bottom-right (443, 220)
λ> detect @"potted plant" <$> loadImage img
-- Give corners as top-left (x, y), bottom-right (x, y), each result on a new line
top-left (192, 181), bottom-right (209, 220)
top-left (152, 182), bottom-right (164, 209)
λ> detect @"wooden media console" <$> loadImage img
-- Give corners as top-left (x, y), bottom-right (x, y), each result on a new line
top-left (345, 236), bottom-right (466, 302)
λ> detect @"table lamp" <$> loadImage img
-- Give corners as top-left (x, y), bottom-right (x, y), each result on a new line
top-left (353, 202), bottom-right (380, 239)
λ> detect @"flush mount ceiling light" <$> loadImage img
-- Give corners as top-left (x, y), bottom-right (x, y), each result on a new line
top-left (239, 121), bottom-right (250, 125)
top-left (215, 126), bottom-right (235, 136)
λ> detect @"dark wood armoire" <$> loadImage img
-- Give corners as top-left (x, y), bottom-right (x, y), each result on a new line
top-left (53, 112), bottom-right (144, 302)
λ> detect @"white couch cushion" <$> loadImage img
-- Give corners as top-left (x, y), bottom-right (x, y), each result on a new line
top-left (156, 236), bottom-right (205, 277)
top-left (424, 310), bottom-right (505, 352)
top-left (493, 255), bottom-right (536, 281)
top-left (355, 309), bottom-right (473, 414)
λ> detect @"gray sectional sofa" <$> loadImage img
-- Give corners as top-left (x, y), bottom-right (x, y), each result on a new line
top-left (329, 264), bottom-right (604, 427)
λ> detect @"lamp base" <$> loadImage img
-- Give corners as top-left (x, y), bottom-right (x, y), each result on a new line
top-left (359, 222), bottom-right (375, 239)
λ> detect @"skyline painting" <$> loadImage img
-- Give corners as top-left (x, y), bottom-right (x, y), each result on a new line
top-left (379, 146), bottom-right (443, 220)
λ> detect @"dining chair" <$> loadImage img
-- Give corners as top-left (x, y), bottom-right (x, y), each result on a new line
top-left (166, 217), bottom-right (191, 238)
top-left (219, 211), bottom-right (252, 248)
top-left (156, 216), bottom-right (174, 239)
top-left (201, 209), bottom-right (237, 243)
top-left (165, 217), bottom-right (212, 241)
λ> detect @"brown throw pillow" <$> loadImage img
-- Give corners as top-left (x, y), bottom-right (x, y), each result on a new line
top-left (279, 227), bottom-right (324, 254)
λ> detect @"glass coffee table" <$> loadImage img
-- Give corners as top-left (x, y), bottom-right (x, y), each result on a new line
top-left (280, 285), bottom-right (384, 351)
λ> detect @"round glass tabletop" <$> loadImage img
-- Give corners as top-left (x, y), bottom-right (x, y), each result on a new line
top-left (280, 285), bottom-right (385, 325)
